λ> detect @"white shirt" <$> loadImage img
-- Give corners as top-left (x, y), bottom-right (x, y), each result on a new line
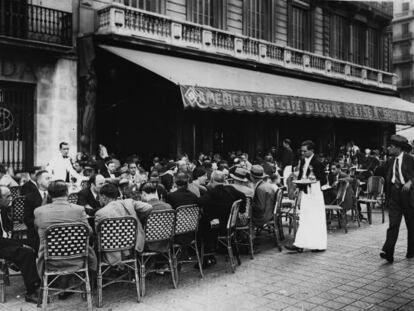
top-left (392, 153), bottom-right (405, 185)
top-left (46, 155), bottom-right (84, 181)
top-left (302, 154), bottom-right (314, 179)
top-left (0, 174), bottom-right (18, 187)
top-left (0, 211), bottom-right (8, 238)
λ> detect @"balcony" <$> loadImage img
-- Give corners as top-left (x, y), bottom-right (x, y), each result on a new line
top-left (96, 3), bottom-right (397, 91)
top-left (393, 54), bottom-right (414, 64)
top-left (393, 32), bottom-right (413, 42)
top-left (0, 1), bottom-right (72, 48)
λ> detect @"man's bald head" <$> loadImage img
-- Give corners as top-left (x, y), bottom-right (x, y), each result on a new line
top-left (0, 186), bottom-right (12, 208)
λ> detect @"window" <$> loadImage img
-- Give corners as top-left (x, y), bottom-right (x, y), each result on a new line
top-left (402, 22), bottom-right (410, 35)
top-left (122, 0), bottom-right (165, 14)
top-left (291, 4), bottom-right (310, 50)
top-left (330, 14), bottom-right (348, 60)
top-left (401, 65), bottom-right (411, 84)
top-left (187, 0), bottom-right (226, 29)
top-left (243, 0), bottom-right (273, 40)
top-left (350, 22), bottom-right (365, 65)
top-left (402, 2), bottom-right (410, 11)
top-left (367, 28), bottom-right (380, 68)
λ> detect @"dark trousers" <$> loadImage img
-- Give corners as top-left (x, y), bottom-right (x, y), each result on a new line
top-left (0, 240), bottom-right (40, 294)
top-left (382, 185), bottom-right (414, 256)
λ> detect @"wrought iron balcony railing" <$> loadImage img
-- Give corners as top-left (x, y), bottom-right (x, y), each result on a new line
top-left (96, 3), bottom-right (397, 90)
top-left (0, 1), bottom-right (72, 46)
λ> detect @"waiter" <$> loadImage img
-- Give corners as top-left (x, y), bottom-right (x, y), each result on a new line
top-left (380, 135), bottom-right (414, 263)
top-left (46, 142), bottom-right (86, 182)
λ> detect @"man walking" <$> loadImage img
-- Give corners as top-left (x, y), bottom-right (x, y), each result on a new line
top-left (380, 135), bottom-right (414, 263)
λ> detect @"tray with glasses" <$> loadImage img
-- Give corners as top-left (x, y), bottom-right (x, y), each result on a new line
top-left (293, 179), bottom-right (318, 185)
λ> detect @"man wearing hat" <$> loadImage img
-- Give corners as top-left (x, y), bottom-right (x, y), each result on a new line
top-left (159, 162), bottom-right (177, 192)
top-left (380, 135), bottom-right (414, 263)
top-left (229, 167), bottom-right (254, 198)
top-left (250, 165), bottom-right (276, 227)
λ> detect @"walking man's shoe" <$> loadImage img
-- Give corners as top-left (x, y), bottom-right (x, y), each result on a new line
top-left (380, 251), bottom-right (394, 263)
top-left (406, 253), bottom-right (414, 259)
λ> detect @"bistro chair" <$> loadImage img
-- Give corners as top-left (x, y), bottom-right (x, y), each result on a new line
top-left (325, 180), bottom-right (349, 233)
top-left (358, 176), bottom-right (385, 224)
top-left (350, 179), bottom-right (361, 227)
top-left (217, 200), bottom-right (242, 273)
top-left (9, 186), bottom-right (21, 200)
top-left (67, 192), bottom-right (79, 204)
top-left (37, 223), bottom-right (92, 311)
top-left (172, 204), bottom-right (203, 283)
top-left (268, 188), bottom-right (284, 249)
top-left (235, 196), bottom-right (254, 259)
top-left (11, 196), bottom-right (27, 239)
top-left (96, 217), bottom-right (140, 307)
top-left (137, 210), bottom-right (176, 298)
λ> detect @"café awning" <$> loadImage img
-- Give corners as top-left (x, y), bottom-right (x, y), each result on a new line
top-left (99, 44), bottom-right (414, 125)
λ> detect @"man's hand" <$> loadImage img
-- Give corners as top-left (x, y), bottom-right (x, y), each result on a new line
top-left (402, 180), bottom-right (412, 192)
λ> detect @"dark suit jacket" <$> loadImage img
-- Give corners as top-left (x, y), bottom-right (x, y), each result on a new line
top-left (165, 188), bottom-right (198, 209)
top-left (384, 153), bottom-right (414, 208)
top-left (298, 155), bottom-right (327, 185)
top-left (0, 208), bottom-right (21, 249)
top-left (160, 174), bottom-right (174, 192)
top-left (21, 180), bottom-right (38, 196)
top-left (198, 185), bottom-right (246, 232)
top-left (77, 188), bottom-right (101, 214)
top-left (24, 190), bottom-right (44, 250)
top-left (280, 146), bottom-right (294, 168)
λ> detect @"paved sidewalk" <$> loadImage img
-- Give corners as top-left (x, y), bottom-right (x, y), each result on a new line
top-left (2, 213), bottom-right (414, 311)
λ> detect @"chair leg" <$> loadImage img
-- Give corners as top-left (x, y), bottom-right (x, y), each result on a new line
top-left (232, 236), bottom-right (241, 266)
top-left (367, 203), bottom-right (372, 225)
top-left (139, 259), bottom-right (145, 298)
top-left (85, 271), bottom-right (93, 311)
top-left (41, 276), bottom-right (48, 311)
top-left (227, 237), bottom-right (236, 273)
top-left (193, 241), bottom-right (204, 278)
top-left (248, 226), bottom-right (254, 260)
top-left (133, 260), bottom-right (141, 302)
top-left (97, 265), bottom-right (103, 308)
top-left (343, 210), bottom-right (348, 234)
top-left (0, 276), bottom-right (5, 303)
top-left (168, 250), bottom-right (178, 289)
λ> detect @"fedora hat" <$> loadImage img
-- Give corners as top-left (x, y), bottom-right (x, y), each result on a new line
top-left (250, 165), bottom-right (267, 179)
top-left (230, 167), bottom-right (249, 182)
top-left (389, 135), bottom-right (412, 152)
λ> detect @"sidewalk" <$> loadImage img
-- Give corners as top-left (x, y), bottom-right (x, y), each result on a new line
top-left (2, 213), bottom-right (414, 311)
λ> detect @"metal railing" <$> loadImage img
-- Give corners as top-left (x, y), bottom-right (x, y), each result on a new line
top-left (96, 3), bottom-right (397, 90)
top-left (0, 1), bottom-right (72, 46)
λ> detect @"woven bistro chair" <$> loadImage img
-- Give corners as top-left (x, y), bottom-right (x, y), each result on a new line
top-left (263, 188), bottom-right (283, 250)
top-left (96, 217), bottom-right (140, 307)
top-left (235, 196), bottom-right (254, 259)
top-left (217, 200), bottom-right (242, 273)
top-left (325, 180), bottom-right (350, 233)
top-left (137, 210), bottom-right (176, 298)
top-left (67, 192), bottom-right (79, 204)
top-left (37, 223), bottom-right (92, 311)
top-left (358, 176), bottom-right (385, 224)
top-left (9, 186), bottom-right (21, 200)
top-left (172, 205), bottom-right (203, 283)
top-left (11, 196), bottom-right (27, 239)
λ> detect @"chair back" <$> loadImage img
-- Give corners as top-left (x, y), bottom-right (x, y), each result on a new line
top-left (67, 192), bottom-right (78, 204)
top-left (97, 216), bottom-right (138, 252)
top-left (245, 196), bottom-right (252, 218)
top-left (336, 180), bottom-right (349, 205)
top-left (9, 186), bottom-right (21, 199)
top-left (367, 176), bottom-right (384, 196)
top-left (144, 210), bottom-right (175, 243)
top-left (286, 175), bottom-right (297, 200)
top-left (45, 223), bottom-right (89, 261)
top-left (226, 199), bottom-right (242, 230)
top-left (175, 204), bottom-right (200, 235)
top-left (11, 196), bottom-right (25, 223)
top-left (273, 188), bottom-right (284, 215)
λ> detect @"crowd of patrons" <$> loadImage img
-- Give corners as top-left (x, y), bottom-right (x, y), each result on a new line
top-left (0, 138), bottom-right (406, 304)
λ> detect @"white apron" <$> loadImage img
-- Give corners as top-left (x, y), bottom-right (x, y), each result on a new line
top-left (293, 181), bottom-right (327, 250)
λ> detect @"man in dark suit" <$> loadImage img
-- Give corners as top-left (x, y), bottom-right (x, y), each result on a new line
top-left (77, 174), bottom-right (105, 215)
top-left (21, 166), bottom-right (41, 196)
top-left (298, 140), bottom-right (327, 185)
top-left (380, 135), bottom-right (414, 263)
top-left (165, 172), bottom-right (198, 209)
top-left (23, 170), bottom-right (51, 251)
top-left (0, 186), bottom-right (40, 303)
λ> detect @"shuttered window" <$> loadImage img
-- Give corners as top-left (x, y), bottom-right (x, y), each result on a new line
top-left (243, 0), bottom-right (274, 41)
top-left (187, 0), bottom-right (227, 29)
top-left (330, 14), bottom-right (348, 60)
top-left (291, 5), bottom-right (309, 50)
top-left (122, 0), bottom-right (165, 14)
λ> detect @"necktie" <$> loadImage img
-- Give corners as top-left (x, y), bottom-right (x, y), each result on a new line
top-left (395, 158), bottom-right (402, 188)
top-left (42, 192), bottom-right (48, 205)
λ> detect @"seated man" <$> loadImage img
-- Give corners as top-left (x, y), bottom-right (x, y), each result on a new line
top-left (35, 180), bottom-right (97, 299)
top-left (198, 171), bottom-right (246, 265)
top-left (0, 186), bottom-right (40, 303)
top-left (77, 174), bottom-right (105, 216)
top-left (95, 184), bottom-right (152, 266)
top-left (323, 163), bottom-right (350, 204)
top-left (165, 173), bottom-right (198, 209)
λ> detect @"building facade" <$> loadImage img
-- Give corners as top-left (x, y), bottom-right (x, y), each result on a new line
top-left (77, 0), bottom-right (414, 161)
top-left (0, 0), bottom-right (77, 170)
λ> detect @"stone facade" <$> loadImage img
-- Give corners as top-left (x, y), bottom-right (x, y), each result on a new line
top-left (0, 50), bottom-right (77, 167)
